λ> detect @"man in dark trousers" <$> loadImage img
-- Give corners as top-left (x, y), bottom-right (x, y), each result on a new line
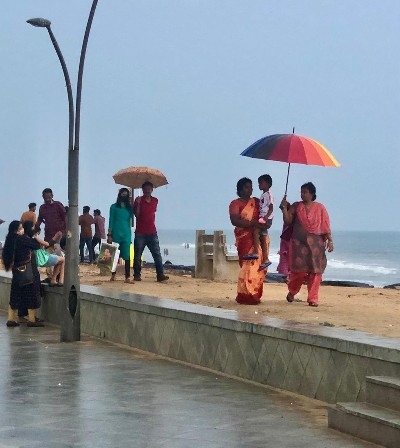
top-left (79, 205), bottom-right (95, 264)
top-left (133, 181), bottom-right (168, 282)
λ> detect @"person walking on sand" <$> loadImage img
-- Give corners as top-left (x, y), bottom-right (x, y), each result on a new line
top-left (280, 182), bottom-right (334, 307)
top-left (107, 188), bottom-right (134, 283)
top-left (79, 206), bottom-right (95, 264)
top-left (133, 181), bottom-right (168, 282)
top-left (92, 209), bottom-right (106, 259)
top-left (20, 203), bottom-right (37, 225)
top-left (229, 177), bottom-right (265, 305)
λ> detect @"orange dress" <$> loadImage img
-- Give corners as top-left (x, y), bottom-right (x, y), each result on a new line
top-left (229, 198), bottom-right (265, 305)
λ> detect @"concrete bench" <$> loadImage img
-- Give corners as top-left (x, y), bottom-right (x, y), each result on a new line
top-left (194, 230), bottom-right (239, 282)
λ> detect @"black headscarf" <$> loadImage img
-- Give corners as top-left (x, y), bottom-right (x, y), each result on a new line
top-left (2, 220), bottom-right (20, 271)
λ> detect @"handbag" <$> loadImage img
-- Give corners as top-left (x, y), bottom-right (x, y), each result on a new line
top-left (14, 262), bottom-right (34, 287)
top-left (35, 248), bottom-right (50, 267)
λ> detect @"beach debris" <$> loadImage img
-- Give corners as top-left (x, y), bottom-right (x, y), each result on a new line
top-left (320, 321), bottom-right (335, 327)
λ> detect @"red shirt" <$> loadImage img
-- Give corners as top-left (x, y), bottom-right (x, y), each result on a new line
top-left (94, 215), bottom-right (106, 239)
top-left (36, 200), bottom-right (67, 242)
top-left (134, 196), bottom-right (158, 235)
top-left (79, 213), bottom-right (95, 238)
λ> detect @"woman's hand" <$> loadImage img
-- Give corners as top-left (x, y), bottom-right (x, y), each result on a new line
top-left (326, 240), bottom-right (334, 252)
top-left (280, 197), bottom-right (289, 210)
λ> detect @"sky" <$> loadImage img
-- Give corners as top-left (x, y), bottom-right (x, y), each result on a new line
top-left (1, 0), bottom-right (399, 232)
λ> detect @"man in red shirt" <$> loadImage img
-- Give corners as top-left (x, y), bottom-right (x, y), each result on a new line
top-left (133, 182), bottom-right (168, 282)
top-left (35, 188), bottom-right (67, 242)
top-left (79, 205), bottom-right (95, 263)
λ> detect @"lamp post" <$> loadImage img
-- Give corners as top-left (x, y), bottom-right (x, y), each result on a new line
top-left (27, 0), bottom-right (99, 341)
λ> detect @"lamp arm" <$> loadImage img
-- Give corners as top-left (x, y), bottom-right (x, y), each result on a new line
top-left (74, 0), bottom-right (99, 152)
top-left (46, 26), bottom-right (74, 153)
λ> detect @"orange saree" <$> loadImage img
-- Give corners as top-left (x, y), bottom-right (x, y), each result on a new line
top-left (230, 198), bottom-right (265, 305)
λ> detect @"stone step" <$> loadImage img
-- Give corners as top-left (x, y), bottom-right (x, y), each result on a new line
top-left (328, 402), bottom-right (400, 448)
top-left (366, 376), bottom-right (400, 412)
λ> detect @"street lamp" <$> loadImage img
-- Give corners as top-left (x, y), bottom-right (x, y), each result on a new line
top-left (27, 0), bottom-right (99, 341)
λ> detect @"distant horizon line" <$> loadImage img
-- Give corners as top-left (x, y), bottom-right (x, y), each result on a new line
top-left (156, 228), bottom-right (400, 233)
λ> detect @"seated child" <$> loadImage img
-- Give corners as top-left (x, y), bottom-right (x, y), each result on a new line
top-left (243, 174), bottom-right (273, 271)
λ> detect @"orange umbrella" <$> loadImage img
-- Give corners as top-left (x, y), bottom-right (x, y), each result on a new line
top-left (241, 131), bottom-right (340, 194)
top-left (112, 166), bottom-right (168, 189)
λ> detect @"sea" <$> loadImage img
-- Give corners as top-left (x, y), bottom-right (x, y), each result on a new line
top-left (0, 227), bottom-right (398, 287)
top-left (151, 229), bottom-right (400, 288)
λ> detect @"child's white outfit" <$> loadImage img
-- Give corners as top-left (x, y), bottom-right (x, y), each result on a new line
top-left (259, 191), bottom-right (274, 222)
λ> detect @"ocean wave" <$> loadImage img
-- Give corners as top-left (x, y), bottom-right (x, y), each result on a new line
top-left (328, 259), bottom-right (396, 275)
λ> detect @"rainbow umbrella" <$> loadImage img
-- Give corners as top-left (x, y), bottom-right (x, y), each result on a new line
top-left (241, 131), bottom-right (340, 194)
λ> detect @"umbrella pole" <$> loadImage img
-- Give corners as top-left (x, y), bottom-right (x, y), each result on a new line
top-left (284, 163), bottom-right (291, 196)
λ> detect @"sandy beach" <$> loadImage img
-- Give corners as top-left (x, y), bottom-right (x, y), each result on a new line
top-left (77, 264), bottom-right (400, 339)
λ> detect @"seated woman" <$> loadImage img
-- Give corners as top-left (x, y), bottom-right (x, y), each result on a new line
top-left (24, 222), bottom-right (65, 287)
top-left (280, 182), bottom-right (334, 307)
top-left (229, 177), bottom-right (266, 305)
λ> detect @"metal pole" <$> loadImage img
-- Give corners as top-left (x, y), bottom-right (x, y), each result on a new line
top-left (44, 26), bottom-right (80, 341)
top-left (61, 0), bottom-right (99, 342)
top-left (28, 0), bottom-right (99, 342)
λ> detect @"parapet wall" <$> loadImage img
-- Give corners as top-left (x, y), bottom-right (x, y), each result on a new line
top-left (0, 271), bottom-right (399, 404)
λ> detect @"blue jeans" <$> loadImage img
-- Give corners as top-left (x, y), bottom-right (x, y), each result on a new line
top-left (79, 237), bottom-right (94, 263)
top-left (134, 233), bottom-right (164, 279)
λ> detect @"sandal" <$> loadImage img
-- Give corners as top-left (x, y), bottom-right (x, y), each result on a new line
top-left (286, 292), bottom-right (295, 303)
top-left (6, 320), bottom-right (20, 327)
top-left (308, 302), bottom-right (318, 307)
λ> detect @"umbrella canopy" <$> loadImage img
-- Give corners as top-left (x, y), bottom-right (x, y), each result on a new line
top-left (241, 134), bottom-right (340, 167)
top-left (112, 166), bottom-right (168, 189)
top-left (241, 133), bottom-right (340, 194)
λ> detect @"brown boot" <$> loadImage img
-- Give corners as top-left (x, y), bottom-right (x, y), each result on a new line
top-left (6, 307), bottom-right (19, 327)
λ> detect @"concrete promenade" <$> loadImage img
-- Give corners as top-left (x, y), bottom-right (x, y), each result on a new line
top-left (0, 314), bottom-right (377, 448)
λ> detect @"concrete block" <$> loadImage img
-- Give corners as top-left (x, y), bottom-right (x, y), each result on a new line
top-left (366, 376), bottom-right (400, 412)
top-left (328, 402), bottom-right (400, 448)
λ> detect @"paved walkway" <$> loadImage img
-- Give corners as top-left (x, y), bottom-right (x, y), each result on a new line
top-left (0, 314), bottom-right (377, 448)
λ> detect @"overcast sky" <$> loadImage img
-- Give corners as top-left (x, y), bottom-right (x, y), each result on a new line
top-left (1, 0), bottom-right (399, 231)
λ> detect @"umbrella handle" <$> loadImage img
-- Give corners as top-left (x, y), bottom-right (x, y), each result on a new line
top-left (284, 163), bottom-right (291, 196)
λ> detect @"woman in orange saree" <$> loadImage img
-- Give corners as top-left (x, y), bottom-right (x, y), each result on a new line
top-left (280, 182), bottom-right (334, 307)
top-left (229, 178), bottom-right (266, 305)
